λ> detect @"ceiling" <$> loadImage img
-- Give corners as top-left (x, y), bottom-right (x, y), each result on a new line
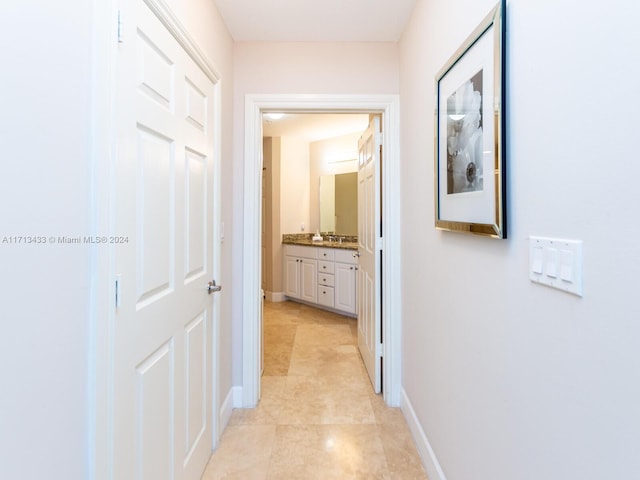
top-left (213, 0), bottom-right (418, 42)
top-left (262, 113), bottom-right (369, 142)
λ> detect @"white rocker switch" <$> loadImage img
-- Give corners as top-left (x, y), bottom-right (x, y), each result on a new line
top-left (532, 246), bottom-right (544, 274)
top-left (560, 250), bottom-right (574, 282)
top-left (545, 247), bottom-right (558, 278)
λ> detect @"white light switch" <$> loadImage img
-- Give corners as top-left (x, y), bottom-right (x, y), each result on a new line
top-left (532, 246), bottom-right (543, 274)
top-left (545, 248), bottom-right (558, 278)
top-left (529, 236), bottom-right (583, 297)
top-left (560, 250), bottom-right (574, 282)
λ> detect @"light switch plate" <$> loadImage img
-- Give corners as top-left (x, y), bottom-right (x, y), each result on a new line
top-left (529, 236), bottom-right (583, 297)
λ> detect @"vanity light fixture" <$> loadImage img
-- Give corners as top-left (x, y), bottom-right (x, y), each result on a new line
top-left (328, 157), bottom-right (357, 165)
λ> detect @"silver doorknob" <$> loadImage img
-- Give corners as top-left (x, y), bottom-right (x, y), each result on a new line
top-left (207, 280), bottom-right (222, 294)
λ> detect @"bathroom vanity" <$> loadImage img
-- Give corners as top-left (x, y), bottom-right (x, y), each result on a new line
top-left (282, 241), bottom-right (358, 317)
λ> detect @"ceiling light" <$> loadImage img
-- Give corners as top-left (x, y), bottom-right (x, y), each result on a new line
top-left (264, 113), bottom-right (284, 120)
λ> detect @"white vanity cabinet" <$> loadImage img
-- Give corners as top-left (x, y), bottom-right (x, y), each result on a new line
top-left (284, 245), bottom-right (317, 304)
top-left (283, 244), bottom-right (357, 316)
top-left (334, 249), bottom-right (358, 315)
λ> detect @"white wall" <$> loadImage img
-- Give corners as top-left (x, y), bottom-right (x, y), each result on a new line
top-left (0, 2), bottom-right (93, 478)
top-left (232, 42), bottom-right (399, 384)
top-left (279, 136), bottom-right (311, 234)
top-left (399, 1), bottom-right (640, 479)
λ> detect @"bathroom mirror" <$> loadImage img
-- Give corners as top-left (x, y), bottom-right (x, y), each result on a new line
top-left (319, 172), bottom-right (358, 235)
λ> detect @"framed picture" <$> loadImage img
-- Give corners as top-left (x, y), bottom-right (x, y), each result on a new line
top-left (434, 1), bottom-right (506, 238)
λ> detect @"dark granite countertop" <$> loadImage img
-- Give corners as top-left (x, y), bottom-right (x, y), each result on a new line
top-left (282, 238), bottom-right (358, 250)
top-left (282, 233), bottom-right (358, 250)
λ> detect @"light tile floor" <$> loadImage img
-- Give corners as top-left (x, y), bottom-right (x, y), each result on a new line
top-left (202, 301), bottom-right (428, 479)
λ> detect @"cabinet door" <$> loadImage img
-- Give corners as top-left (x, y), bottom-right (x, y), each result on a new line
top-left (299, 258), bottom-right (318, 303)
top-left (284, 256), bottom-right (301, 299)
top-left (335, 262), bottom-right (357, 314)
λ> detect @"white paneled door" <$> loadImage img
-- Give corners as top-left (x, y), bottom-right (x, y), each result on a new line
top-left (357, 116), bottom-right (382, 393)
top-left (112, 1), bottom-right (218, 479)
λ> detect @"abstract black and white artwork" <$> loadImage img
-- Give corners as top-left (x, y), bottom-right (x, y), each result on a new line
top-left (446, 70), bottom-right (483, 195)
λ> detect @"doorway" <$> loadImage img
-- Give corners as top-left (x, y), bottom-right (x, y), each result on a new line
top-left (260, 112), bottom-right (367, 301)
top-left (241, 94), bottom-right (401, 408)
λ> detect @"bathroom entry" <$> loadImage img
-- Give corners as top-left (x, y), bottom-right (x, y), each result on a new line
top-left (260, 112), bottom-right (383, 393)
top-left (260, 113), bottom-right (369, 303)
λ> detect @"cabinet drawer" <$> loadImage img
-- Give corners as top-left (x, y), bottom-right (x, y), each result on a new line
top-left (334, 249), bottom-right (358, 264)
top-left (317, 286), bottom-right (335, 307)
top-left (318, 248), bottom-right (335, 261)
top-left (317, 273), bottom-right (335, 287)
top-left (317, 260), bottom-right (334, 274)
top-left (284, 244), bottom-right (317, 259)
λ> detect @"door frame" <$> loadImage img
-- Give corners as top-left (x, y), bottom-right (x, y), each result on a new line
top-left (90, 1), bottom-right (223, 478)
top-left (242, 94), bottom-right (401, 407)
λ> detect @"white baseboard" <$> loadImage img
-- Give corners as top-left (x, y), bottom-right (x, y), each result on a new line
top-left (219, 386), bottom-right (244, 435)
top-left (219, 388), bottom-right (234, 432)
top-left (265, 291), bottom-right (285, 302)
top-left (232, 386), bottom-right (243, 408)
top-left (401, 389), bottom-right (448, 480)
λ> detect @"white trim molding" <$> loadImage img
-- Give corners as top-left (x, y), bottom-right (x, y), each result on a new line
top-left (141, 0), bottom-right (220, 83)
top-left (242, 94), bottom-right (402, 408)
top-left (219, 386), bottom-right (241, 436)
top-left (401, 389), bottom-right (448, 480)
top-left (89, 1), bottom-right (118, 478)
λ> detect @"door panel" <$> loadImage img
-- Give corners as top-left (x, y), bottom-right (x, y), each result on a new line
top-left (136, 126), bottom-right (175, 307)
top-left (136, 341), bottom-right (174, 480)
top-left (284, 256), bottom-right (300, 298)
top-left (113, 1), bottom-right (217, 479)
top-left (334, 263), bottom-right (356, 314)
top-left (184, 313), bottom-right (207, 458)
top-left (185, 79), bottom-right (207, 131)
top-left (137, 30), bottom-right (174, 110)
top-left (185, 149), bottom-right (207, 282)
top-left (300, 258), bottom-right (318, 303)
top-left (357, 116), bottom-right (382, 393)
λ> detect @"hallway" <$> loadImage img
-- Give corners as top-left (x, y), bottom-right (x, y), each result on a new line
top-left (202, 301), bottom-right (427, 479)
